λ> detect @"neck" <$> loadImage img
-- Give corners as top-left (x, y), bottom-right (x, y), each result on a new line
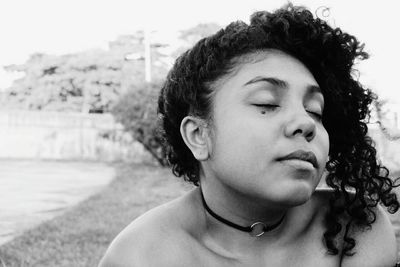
top-left (196, 187), bottom-right (290, 254)
top-left (201, 189), bottom-right (286, 237)
top-left (195, 176), bottom-right (321, 253)
top-left (200, 182), bottom-right (287, 227)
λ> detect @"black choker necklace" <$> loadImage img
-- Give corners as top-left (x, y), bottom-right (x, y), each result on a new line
top-left (200, 189), bottom-right (285, 237)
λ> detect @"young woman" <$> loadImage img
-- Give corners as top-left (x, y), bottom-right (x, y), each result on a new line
top-left (100, 4), bottom-right (399, 266)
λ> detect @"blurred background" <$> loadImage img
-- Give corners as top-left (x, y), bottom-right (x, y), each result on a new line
top-left (0, 0), bottom-right (399, 266)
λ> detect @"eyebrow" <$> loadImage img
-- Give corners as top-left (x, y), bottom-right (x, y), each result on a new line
top-left (244, 76), bottom-right (288, 88)
top-left (244, 76), bottom-right (322, 95)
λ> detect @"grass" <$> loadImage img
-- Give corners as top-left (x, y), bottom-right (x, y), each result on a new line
top-left (0, 164), bottom-right (399, 266)
top-left (0, 163), bottom-right (191, 267)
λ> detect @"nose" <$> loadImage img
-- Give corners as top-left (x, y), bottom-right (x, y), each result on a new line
top-left (284, 111), bottom-right (316, 142)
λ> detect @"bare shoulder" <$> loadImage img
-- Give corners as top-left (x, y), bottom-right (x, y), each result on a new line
top-left (341, 204), bottom-right (398, 267)
top-left (98, 190), bottom-right (200, 267)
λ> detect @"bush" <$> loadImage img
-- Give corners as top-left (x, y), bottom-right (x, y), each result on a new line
top-left (111, 81), bottom-right (167, 166)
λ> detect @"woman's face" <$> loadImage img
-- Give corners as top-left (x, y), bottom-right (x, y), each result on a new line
top-left (203, 50), bottom-right (329, 208)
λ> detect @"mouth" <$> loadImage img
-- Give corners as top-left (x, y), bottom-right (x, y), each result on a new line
top-left (277, 150), bottom-right (318, 169)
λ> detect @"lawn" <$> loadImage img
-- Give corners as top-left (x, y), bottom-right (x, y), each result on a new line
top-left (0, 163), bottom-right (191, 267)
top-left (0, 163), bottom-right (399, 266)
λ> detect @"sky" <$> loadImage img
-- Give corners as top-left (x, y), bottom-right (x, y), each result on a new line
top-left (0, 0), bottom-right (399, 112)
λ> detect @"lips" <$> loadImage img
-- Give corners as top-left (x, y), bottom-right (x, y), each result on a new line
top-left (277, 150), bottom-right (318, 168)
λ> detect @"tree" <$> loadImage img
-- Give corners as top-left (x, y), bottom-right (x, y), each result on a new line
top-left (172, 23), bottom-right (221, 58)
top-left (373, 99), bottom-right (400, 141)
top-left (111, 81), bottom-right (167, 165)
top-left (2, 32), bottom-right (170, 113)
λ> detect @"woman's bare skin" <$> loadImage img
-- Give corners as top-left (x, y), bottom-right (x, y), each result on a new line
top-left (99, 188), bottom-right (397, 267)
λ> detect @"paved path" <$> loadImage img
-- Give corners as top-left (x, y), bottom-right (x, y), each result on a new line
top-left (0, 160), bottom-right (115, 245)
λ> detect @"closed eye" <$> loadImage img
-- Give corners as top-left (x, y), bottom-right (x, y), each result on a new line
top-left (253, 104), bottom-right (279, 109)
top-left (253, 104), bottom-right (279, 115)
top-left (307, 111), bottom-right (323, 121)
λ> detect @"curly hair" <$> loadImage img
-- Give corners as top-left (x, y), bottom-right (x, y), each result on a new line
top-left (157, 3), bottom-right (399, 256)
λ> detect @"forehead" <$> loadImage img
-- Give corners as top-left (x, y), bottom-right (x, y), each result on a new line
top-left (212, 49), bottom-right (319, 92)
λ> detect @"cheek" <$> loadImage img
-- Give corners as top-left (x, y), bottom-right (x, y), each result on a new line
top-left (214, 120), bottom-right (252, 157)
top-left (209, 100), bottom-right (277, 172)
top-left (212, 116), bottom-right (275, 166)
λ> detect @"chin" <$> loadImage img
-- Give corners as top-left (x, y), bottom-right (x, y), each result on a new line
top-left (270, 183), bottom-right (316, 207)
top-left (285, 192), bottom-right (313, 206)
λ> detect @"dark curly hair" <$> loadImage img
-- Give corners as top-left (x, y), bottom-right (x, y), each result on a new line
top-left (157, 3), bottom-right (399, 256)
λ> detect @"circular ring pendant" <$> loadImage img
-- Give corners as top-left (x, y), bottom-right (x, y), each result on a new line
top-left (250, 222), bottom-right (266, 237)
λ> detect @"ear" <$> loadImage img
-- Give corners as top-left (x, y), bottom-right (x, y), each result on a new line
top-left (180, 116), bottom-right (211, 161)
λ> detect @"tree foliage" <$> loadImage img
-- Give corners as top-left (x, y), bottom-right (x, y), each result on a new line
top-left (172, 23), bottom-right (221, 58)
top-left (2, 33), bottom-right (169, 112)
top-left (111, 81), bottom-right (167, 165)
top-left (373, 99), bottom-right (400, 141)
